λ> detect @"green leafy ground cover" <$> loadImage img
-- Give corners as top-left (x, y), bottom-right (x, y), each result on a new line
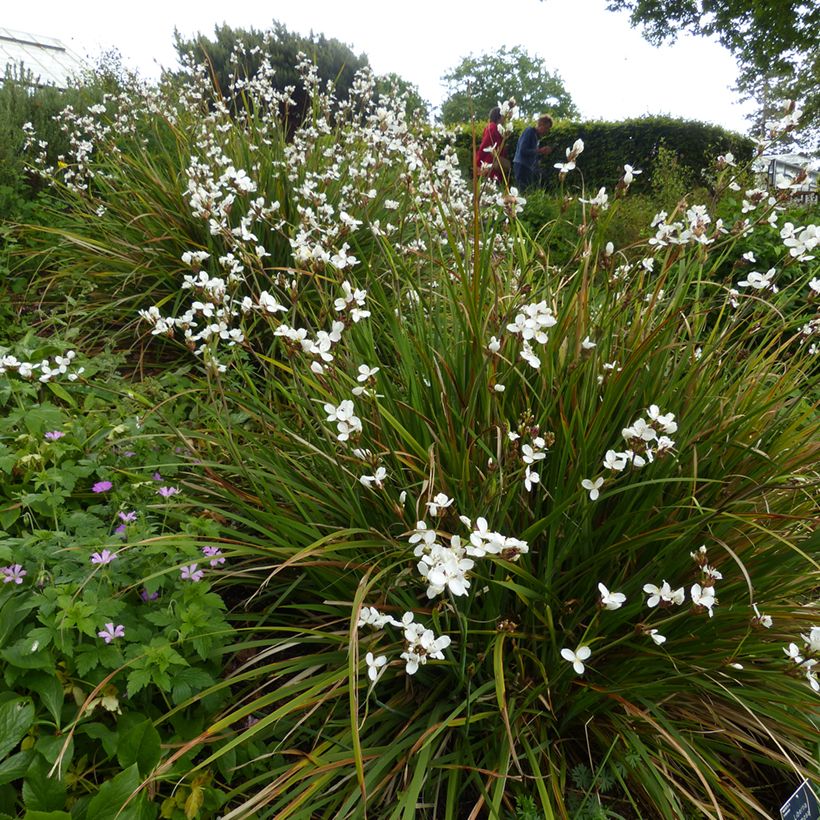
top-left (1, 44), bottom-right (818, 819)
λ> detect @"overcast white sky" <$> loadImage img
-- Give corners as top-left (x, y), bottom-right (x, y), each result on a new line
top-left (3, 0), bottom-right (756, 133)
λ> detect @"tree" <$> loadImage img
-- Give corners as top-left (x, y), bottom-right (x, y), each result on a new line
top-left (439, 46), bottom-right (578, 125)
top-left (173, 22), bottom-right (370, 127)
top-left (374, 73), bottom-right (430, 120)
top-left (604, 0), bottom-right (819, 150)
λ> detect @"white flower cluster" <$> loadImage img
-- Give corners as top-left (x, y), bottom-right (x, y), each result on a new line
top-left (783, 626), bottom-right (820, 693)
top-left (737, 268), bottom-right (778, 293)
top-left (324, 399), bottom-right (363, 443)
top-left (0, 350), bottom-right (84, 383)
top-left (409, 514), bottom-right (529, 600)
top-left (554, 138), bottom-right (584, 176)
top-left (648, 205), bottom-right (727, 247)
top-left (580, 187), bottom-right (609, 210)
top-left (357, 607), bottom-right (451, 677)
top-left (508, 428), bottom-right (548, 492)
top-left (505, 300), bottom-right (558, 371)
top-left (599, 405), bottom-right (677, 475)
top-left (781, 222), bottom-right (818, 262)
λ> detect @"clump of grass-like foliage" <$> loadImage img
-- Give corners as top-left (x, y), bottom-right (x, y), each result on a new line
top-left (18, 43), bottom-right (820, 819)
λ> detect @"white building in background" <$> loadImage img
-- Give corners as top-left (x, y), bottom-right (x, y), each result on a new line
top-left (0, 27), bottom-right (85, 88)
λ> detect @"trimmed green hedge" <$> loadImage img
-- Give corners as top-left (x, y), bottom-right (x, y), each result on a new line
top-left (452, 115), bottom-right (755, 191)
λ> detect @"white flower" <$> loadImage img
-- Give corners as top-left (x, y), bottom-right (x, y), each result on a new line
top-left (690, 583), bottom-right (716, 617)
top-left (488, 336), bottom-right (501, 353)
top-left (365, 652), bottom-right (387, 683)
top-left (643, 581), bottom-right (684, 608)
top-left (493, 383), bottom-right (505, 393)
top-left (357, 364), bottom-right (379, 382)
top-left (581, 335), bottom-right (596, 350)
top-left (784, 643), bottom-right (804, 663)
top-left (357, 606), bottom-right (396, 630)
top-left (561, 645), bottom-right (592, 675)
top-left (598, 582), bottom-right (626, 610)
top-left (603, 450), bottom-right (628, 471)
top-left (622, 164), bottom-right (642, 185)
top-left (426, 493), bottom-right (454, 516)
top-left (524, 465), bottom-right (540, 492)
top-left (802, 626), bottom-right (820, 653)
top-left (604, 241), bottom-right (614, 257)
top-left (809, 278), bottom-right (820, 294)
top-left (581, 477), bottom-right (604, 501)
top-left (737, 268), bottom-right (777, 292)
top-left (360, 467), bottom-right (387, 489)
top-left (521, 444), bottom-right (546, 465)
top-left (648, 629), bottom-right (666, 645)
top-left (258, 291), bottom-right (288, 314)
top-left (752, 604), bottom-right (773, 628)
top-left (580, 187), bottom-right (609, 209)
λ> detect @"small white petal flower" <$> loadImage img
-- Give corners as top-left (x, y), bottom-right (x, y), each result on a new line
top-left (598, 582), bottom-right (626, 610)
top-left (365, 652), bottom-right (387, 683)
top-left (561, 645), bottom-right (592, 675)
top-left (784, 643), bottom-right (803, 663)
top-left (581, 477), bottom-right (604, 501)
top-left (648, 629), bottom-right (666, 645)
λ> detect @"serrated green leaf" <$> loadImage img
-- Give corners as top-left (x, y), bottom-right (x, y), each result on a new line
top-left (0, 749), bottom-right (34, 786)
top-left (26, 675), bottom-right (64, 726)
top-left (117, 720), bottom-right (161, 778)
top-left (126, 668), bottom-right (151, 699)
top-left (0, 698), bottom-right (35, 761)
top-left (22, 755), bottom-right (65, 812)
top-left (85, 763), bottom-right (142, 820)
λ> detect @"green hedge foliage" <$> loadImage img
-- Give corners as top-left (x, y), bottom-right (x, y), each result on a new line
top-left (453, 115), bottom-right (756, 192)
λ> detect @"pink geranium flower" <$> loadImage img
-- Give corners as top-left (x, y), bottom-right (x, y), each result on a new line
top-left (98, 623), bottom-right (125, 643)
top-left (157, 486), bottom-right (180, 498)
top-left (180, 563), bottom-right (204, 581)
top-left (92, 480), bottom-right (113, 493)
top-left (2, 565), bottom-right (27, 584)
top-left (45, 430), bottom-right (65, 441)
top-left (91, 550), bottom-right (117, 565)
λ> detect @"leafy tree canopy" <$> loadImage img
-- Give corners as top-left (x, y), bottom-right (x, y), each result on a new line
top-left (173, 21), bottom-right (370, 121)
top-left (605, 0), bottom-right (819, 150)
top-left (439, 46), bottom-right (578, 124)
top-left (374, 72), bottom-right (430, 119)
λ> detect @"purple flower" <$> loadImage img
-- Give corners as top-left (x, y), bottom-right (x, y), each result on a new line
top-left (122, 450), bottom-right (136, 457)
top-left (118, 510), bottom-right (137, 522)
top-left (92, 480), bottom-right (113, 494)
top-left (2, 564), bottom-right (27, 585)
top-left (153, 472), bottom-right (163, 481)
top-left (98, 623), bottom-right (125, 643)
top-left (45, 430), bottom-right (65, 441)
top-left (140, 588), bottom-right (159, 602)
top-left (202, 546), bottom-right (226, 567)
top-left (114, 524), bottom-right (127, 537)
top-left (180, 563), bottom-right (204, 582)
top-left (90, 549), bottom-right (117, 566)
top-left (157, 486), bottom-right (180, 498)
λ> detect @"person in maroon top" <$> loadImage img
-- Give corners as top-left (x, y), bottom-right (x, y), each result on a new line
top-left (475, 107), bottom-right (510, 184)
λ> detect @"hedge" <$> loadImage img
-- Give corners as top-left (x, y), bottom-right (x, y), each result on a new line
top-left (452, 115), bottom-right (756, 192)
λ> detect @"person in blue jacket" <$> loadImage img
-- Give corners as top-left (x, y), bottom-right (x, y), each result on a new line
top-left (513, 114), bottom-right (554, 191)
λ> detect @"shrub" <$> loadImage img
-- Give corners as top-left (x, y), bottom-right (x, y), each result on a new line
top-left (14, 49), bottom-right (820, 818)
top-left (451, 116), bottom-right (756, 196)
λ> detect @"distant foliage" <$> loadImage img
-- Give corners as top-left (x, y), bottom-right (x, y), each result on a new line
top-left (173, 21), bottom-right (370, 127)
top-left (440, 46), bottom-right (578, 124)
top-left (452, 116), bottom-right (756, 192)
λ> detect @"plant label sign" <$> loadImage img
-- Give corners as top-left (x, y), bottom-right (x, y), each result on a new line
top-left (780, 780), bottom-right (820, 820)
